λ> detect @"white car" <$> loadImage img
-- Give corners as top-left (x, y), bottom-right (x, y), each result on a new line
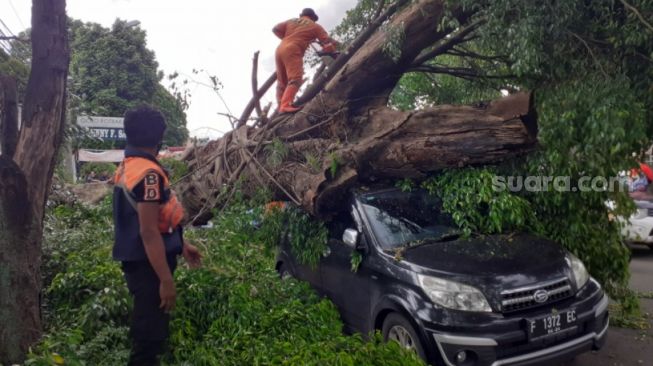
top-left (617, 199), bottom-right (653, 247)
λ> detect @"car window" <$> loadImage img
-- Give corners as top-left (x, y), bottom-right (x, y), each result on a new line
top-left (359, 189), bottom-right (458, 250)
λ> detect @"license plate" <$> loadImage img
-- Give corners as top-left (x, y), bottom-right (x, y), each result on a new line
top-left (527, 308), bottom-right (577, 339)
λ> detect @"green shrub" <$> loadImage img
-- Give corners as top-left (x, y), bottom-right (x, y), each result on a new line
top-left (28, 200), bottom-right (424, 366)
top-left (33, 198), bottom-right (130, 366)
top-left (255, 205), bottom-right (328, 269)
top-left (79, 162), bottom-right (117, 180)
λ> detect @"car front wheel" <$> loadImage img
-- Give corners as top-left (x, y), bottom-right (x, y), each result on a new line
top-left (382, 313), bottom-right (427, 362)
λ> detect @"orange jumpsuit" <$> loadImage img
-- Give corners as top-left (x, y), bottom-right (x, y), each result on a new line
top-left (274, 16), bottom-right (335, 104)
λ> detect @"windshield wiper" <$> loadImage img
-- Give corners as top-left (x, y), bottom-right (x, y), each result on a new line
top-left (385, 230), bottom-right (464, 258)
top-left (386, 232), bottom-right (462, 259)
top-left (432, 232), bottom-right (462, 242)
top-left (404, 231), bottom-right (461, 249)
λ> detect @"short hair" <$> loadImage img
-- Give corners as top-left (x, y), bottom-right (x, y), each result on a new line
top-left (300, 8), bottom-right (318, 21)
top-left (123, 105), bottom-right (166, 148)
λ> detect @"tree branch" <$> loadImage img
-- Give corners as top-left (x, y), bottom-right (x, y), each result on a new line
top-left (237, 72), bottom-right (277, 128)
top-left (218, 112), bottom-right (239, 129)
top-left (371, 0), bottom-right (387, 22)
top-left (411, 19), bottom-right (484, 67)
top-left (409, 65), bottom-right (514, 79)
top-left (251, 51), bottom-right (263, 119)
top-left (446, 47), bottom-right (507, 62)
top-left (620, 0), bottom-right (653, 33)
top-left (244, 148), bottom-right (302, 206)
top-left (568, 31), bottom-right (609, 78)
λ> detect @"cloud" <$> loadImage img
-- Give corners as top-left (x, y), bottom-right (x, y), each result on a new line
top-left (316, 0), bottom-right (358, 31)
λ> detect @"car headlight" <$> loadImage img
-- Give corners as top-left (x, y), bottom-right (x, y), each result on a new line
top-left (567, 253), bottom-right (589, 289)
top-left (417, 274), bottom-right (492, 312)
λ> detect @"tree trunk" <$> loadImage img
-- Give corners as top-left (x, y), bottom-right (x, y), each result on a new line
top-left (176, 0), bottom-right (538, 221)
top-left (0, 76), bottom-right (19, 157)
top-left (0, 0), bottom-right (69, 363)
top-left (0, 156), bottom-right (35, 364)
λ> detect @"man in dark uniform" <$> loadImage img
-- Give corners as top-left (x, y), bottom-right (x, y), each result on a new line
top-left (112, 105), bottom-right (202, 365)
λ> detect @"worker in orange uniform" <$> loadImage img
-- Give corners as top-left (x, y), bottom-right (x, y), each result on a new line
top-left (273, 8), bottom-right (338, 113)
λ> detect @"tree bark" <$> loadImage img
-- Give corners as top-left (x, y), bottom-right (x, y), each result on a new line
top-left (177, 0), bottom-right (537, 222)
top-left (0, 156), bottom-right (35, 364)
top-left (0, 0), bottom-right (69, 363)
top-left (14, 0), bottom-right (70, 221)
top-left (0, 76), bottom-right (19, 157)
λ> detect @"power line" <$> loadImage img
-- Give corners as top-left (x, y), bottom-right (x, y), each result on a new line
top-left (0, 41), bottom-right (11, 53)
top-left (0, 16), bottom-right (30, 57)
top-left (0, 28), bottom-right (14, 53)
top-left (7, 0), bottom-right (26, 30)
top-left (0, 33), bottom-right (15, 54)
top-left (0, 17), bottom-right (16, 36)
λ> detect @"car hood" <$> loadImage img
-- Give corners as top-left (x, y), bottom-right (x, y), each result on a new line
top-left (401, 233), bottom-right (572, 296)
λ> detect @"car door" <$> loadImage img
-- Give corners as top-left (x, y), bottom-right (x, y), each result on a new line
top-left (320, 210), bottom-right (372, 333)
top-left (282, 231), bottom-right (323, 291)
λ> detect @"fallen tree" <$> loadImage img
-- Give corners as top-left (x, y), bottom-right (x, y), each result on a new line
top-left (177, 0), bottom-right (538, 222)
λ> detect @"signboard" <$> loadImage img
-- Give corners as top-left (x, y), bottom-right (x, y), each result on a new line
top-left (78, 149), bottom-right (124, 163)
top-left (77, 116), bottom-right (125, 141)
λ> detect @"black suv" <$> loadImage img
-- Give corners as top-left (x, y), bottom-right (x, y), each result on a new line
top-left (276, 188), bottom-right (608, 366)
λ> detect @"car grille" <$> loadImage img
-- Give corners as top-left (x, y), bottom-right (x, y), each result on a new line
top-left (647, 208), bottom-right (653, 217)
top-left (500, 278), bottom-right (573, 313)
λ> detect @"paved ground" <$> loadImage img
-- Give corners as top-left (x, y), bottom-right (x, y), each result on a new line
top-left (571, 244), bottom-right (653, 366)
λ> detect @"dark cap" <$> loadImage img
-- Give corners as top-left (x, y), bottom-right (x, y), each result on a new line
top-left (123, 105), bottom-right (167, 148)
top-left (300, 8), bottom-right (318, 21)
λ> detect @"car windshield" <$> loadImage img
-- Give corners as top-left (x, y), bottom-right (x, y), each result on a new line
top-left (358, 189), bottom-right (459, 250)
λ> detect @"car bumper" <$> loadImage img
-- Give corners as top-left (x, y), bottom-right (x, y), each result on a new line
top-left (430, 290), bottom-right (609, 366)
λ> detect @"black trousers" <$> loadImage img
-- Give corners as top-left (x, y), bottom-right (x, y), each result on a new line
top-left (122, 255), bottom-right (177, 366)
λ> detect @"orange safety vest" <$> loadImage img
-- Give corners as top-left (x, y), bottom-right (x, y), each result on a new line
top-left (114, 157), bottom-right (185, 234)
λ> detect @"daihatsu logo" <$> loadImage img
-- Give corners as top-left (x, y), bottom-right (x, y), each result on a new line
top-left (533, 289), bottom-right (549, 303)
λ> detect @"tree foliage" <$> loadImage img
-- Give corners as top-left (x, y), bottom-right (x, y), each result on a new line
top-left (27, 200), bottom-right (424, 365)
top-left (69, 19), bottom-right (188, 147)
top-left (457, 0), bottom-right (653, 297)
top-left (0, 48), bottom-right (29, 97)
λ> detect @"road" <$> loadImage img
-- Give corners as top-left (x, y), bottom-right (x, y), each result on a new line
top-left (571, 244), bottom-right (653, 366)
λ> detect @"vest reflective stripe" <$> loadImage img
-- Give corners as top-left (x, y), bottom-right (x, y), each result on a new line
top-left (113, 157), bottom-right (185, 233)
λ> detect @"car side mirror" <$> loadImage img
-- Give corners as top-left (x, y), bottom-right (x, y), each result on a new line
top-left (342, 228), bottom-right (359, 248)
top-left (343, 228), bottom-right (368, 253)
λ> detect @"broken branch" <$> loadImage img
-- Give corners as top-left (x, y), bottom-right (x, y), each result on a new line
top-left (411, 19), bottom-right (483, 67)
top-left (251, 51), bottom-right (263, 119)
top-left (238, 73), bottom-right (276, 128)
